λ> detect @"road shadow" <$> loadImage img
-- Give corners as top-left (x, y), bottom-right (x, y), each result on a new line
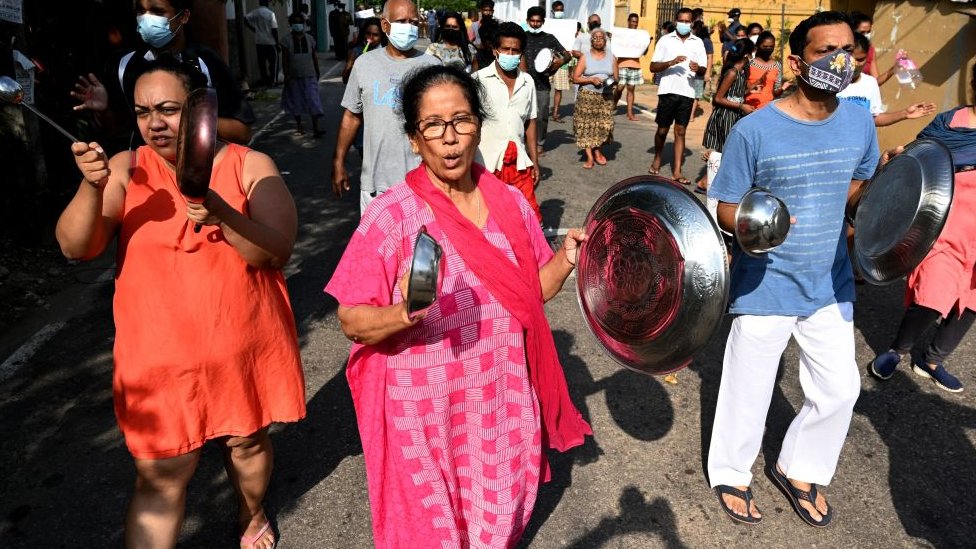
top-left (520, 330), bottom-right (677, 546)
top-left (644, 142), bottom-right (694, 177)
top-left (541, 198), bottom-right (566, 233)
top-left (562, 486), bottom-right (688, 549)
top-left (0, 297), bottom-right (132, 545)
top-left (855, 373), bottom-right (976, 548)
top-left (853, 280), bottom-right (909, 356)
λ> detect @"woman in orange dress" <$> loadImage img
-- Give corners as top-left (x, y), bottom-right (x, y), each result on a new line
top-left (56, 56), bottom-right (304, 549)
top-left (744, 31), bottom-right (791, 109)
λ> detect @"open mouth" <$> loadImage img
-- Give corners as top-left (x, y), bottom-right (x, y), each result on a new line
top-left (443, 153), bottom-right (462, 169)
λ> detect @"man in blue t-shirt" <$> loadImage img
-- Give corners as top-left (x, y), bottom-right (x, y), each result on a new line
top-left (706, 11), bottom-right (889, 528)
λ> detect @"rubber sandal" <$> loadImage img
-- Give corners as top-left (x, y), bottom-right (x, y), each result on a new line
top-left (714, 485), bottom-right (763, 524)
top-left (673, 177), bottom-right (692, 185)
top-left (695, 186), bottom-right (707, 194)
top-left (647, 167), bottom-right (660, 175)
top-left (582, 162), bottom-right (594, 169)
top-left (241, 521), bottom-right (277, 549)
top-left (769, 464), bottom-right (832, 527)
top-left (594, 155), bottom-right (607, 166)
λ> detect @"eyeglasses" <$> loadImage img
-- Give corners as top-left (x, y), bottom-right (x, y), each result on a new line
top-left (416, 115), bottom-right (479, 139)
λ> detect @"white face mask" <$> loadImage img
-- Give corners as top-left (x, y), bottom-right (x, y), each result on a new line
top-left (552, 11), bottom-right (565, 19)
top-left (749, 35), bottom-right (758, 44)
top-left (862, 31), bottom-right (872, 40)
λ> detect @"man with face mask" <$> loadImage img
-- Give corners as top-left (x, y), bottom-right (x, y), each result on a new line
top-left (473, 22), bottom-right (542, 221)
top-left (572, 14), bottom-right (603, 59)
top-left (648, 7), bottom-right (706, 184)
top-left (70, 0), bottom-right (254, 146)
top-left (332, 0), bottom-right (439, 213)
top-left (523, 6), bottom-right (570, 158)
top-left (469, 0), bottom-right (494, 47)
top-left (706, 11), bottom-right (889, 529)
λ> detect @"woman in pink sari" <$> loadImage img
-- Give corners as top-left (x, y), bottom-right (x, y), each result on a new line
top-left (325, 64), bottom-right (591, 547)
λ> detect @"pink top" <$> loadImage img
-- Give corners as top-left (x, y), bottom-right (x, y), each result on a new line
top-left (907, 108), bottom-right (976, 316)
top-left (325, 182), bottom-right (554, 547)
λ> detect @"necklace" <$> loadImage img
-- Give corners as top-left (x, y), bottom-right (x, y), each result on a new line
top-left (475, 190), bottom-right (482, 228)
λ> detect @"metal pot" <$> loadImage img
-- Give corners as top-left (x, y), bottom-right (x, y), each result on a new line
top-left (576, 176), bottom-right (729, 375)
top-left (734, 187), bottom-right (791, 257)
top-left (852, 138), bottom-right (954, 285)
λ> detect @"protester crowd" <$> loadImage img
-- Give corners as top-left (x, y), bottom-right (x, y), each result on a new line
top-left (49, 0), bottom-right (975, 546)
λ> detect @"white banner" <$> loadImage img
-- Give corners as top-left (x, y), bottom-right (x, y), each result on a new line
top-left (0, 0), bottom-right (22, 24)
top-left (540, 19), bottom-right (578, 52)
top-left (355, 9), bottom-right (375, 20)
top-left (609, 27), bottom-right (651, 59)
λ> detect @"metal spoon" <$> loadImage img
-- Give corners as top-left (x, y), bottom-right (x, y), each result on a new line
top-left (0, 75), bottom-right (81, 143)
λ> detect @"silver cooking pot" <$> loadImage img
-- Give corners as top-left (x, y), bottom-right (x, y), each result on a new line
top-left (734, 187), bottom-right (791, 257)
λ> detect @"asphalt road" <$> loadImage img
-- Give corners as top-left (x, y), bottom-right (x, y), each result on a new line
top-left (1, 54), bottom-right (974, 548)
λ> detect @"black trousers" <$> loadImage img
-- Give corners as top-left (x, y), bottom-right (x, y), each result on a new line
top-left (891, 303), bottom-right (976, 364)
top-left (256, 44), bottom-right (278, 85)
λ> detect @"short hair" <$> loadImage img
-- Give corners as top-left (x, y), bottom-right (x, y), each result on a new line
top-left (746, 22), bottom-right (764, 34)
top-left (552, 1), bottom-right (564, 9)
top-left (526, 6), bottom-right (545, 20)
top-left (400, 65), bottom-right (489, 135)
top-left (628, 12), bottom-right (639, 20)
top-left (675, 7), bottom-right (693, 19)
top-left (479, 0), bottom-right (494, 8)
top-left (288, 12), bottom-right (304, 24)
top-left (789, 10), bottom-right (852, 56)
top-left (691, 8), bottom-right (703, 20)
top-left (850, 10), bottom-right (872, 28)
top-left (493, 21), bottom-right (526, 50)
top-left (853, 32), bottom-right (870, 53)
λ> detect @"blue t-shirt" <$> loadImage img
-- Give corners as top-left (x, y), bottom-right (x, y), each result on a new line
top-left (709, 100), bottom-right (880, 316)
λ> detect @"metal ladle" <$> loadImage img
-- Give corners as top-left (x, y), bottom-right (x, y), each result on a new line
top-left (0, 75), bottom-right (81, 143)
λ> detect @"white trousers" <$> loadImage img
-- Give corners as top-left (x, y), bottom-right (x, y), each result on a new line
top-left (705, 151), bottom-right (722, 226)
top-left (707, 302), bottom-right (861, 488)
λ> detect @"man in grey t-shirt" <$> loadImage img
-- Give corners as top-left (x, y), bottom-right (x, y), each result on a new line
top-left (332, 0), bottom-right (439, 213)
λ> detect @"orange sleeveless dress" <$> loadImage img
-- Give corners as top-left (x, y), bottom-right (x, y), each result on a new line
top-left (113, 143), bottom-right (306, 459)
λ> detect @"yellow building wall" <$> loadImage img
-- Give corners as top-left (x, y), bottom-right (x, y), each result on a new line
top-left (871, 1), bottom-right (976, 150)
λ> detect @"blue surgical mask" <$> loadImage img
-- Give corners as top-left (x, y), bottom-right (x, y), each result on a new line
top-left (291, 23), bottom-right (305, 33)
top-left (675, 22), bottom-right (691, 36)
top-left (136, 12), bottom-right (183, 49)
top-left (386, 21), bottom-right (419, 51)
top-left (552, 11), bottom-right (565, 19)
top-left (497, 53), bottom-right (520, 72)
top-left (526, 26), bottom-right (542, 34)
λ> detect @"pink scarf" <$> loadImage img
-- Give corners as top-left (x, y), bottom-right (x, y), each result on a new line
top-left (406, 163), bottom-right (591, 451)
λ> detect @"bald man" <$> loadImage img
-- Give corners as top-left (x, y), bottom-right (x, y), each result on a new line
top-left (332, 0), bottom-right (440, 213)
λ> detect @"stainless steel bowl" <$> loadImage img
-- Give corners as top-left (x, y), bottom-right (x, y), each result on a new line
top-left (576, 176), bottom-right (729, 375)
top-left (734, 187), bottom-right (791, 257)
top-left (853, 138), bottom-right (954, 285)
top-left (407, 227), bottom-right (442, 316)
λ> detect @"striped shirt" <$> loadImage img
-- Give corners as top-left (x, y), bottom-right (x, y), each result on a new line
top-left (709, 100), bottom-right (880, 316)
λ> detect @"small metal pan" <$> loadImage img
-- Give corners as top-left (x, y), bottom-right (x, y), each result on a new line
top-left (406, 226), bottom-right (443, 317)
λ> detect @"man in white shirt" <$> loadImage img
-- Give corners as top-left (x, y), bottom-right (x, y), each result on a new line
top-left (245, 0), bottom-right (280, 86)
top-left (572, 14), bottom-right (603, 58)
top-left (648, 7), bottom-right (706, 184)
top-left (474, 22), bottom-right (542, 221)
top-left (838, 33), bottom-right (934, 127)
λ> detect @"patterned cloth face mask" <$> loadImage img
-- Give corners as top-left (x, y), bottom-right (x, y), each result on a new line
top-left (796, 49), bottom-right (856, 94)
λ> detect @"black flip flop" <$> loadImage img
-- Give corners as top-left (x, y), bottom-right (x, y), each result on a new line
top-left (768, 464), bottom-right (833, 527)
top-left (714, 485), bottom-right (763, 524)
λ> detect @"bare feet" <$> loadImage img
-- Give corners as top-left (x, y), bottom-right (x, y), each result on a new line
top-left (594, 150), bottom-right (607, 165)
